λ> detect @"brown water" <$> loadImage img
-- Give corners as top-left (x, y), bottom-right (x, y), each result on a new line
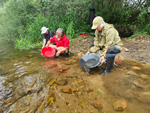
top-left (0, 37), bottom-right (150, 113)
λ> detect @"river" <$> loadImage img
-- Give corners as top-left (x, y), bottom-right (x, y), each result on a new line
top-left (0, 37), bottom-right (150, 113)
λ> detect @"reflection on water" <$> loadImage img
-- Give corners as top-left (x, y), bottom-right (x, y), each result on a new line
top-left (0, 37), bottom-right (150, 113)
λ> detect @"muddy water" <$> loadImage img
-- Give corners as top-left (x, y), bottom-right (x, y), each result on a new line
top-left (0, 37), bottom-right (150, 113)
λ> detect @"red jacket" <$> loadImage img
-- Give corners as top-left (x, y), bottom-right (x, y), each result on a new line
top-left (49, 34), bottom-right (70, 49)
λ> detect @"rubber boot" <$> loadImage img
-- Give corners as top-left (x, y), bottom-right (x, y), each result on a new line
top-left (100, 57), bottom-right (115, 76)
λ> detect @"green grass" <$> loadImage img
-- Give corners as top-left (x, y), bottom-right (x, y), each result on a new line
top-left (127, 32), bottom-right (150, 39)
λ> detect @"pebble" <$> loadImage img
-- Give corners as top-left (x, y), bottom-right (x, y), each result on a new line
top-left (112, 99), bottom-right (127, 111)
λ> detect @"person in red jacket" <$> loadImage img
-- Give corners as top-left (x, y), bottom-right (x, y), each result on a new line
top-left (46, 28), bottom-right (70, 56)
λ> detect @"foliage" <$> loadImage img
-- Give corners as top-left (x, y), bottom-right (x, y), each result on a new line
top-left (0, 0), bottom-right (150, 49)
top-left (93, 0), bottom-right (150, 36)
top-left (1, 0), bottom-right (92, 49)
top-left (127, 32), bottom-right (148, 39)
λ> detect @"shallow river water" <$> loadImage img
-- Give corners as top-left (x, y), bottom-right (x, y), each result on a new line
top-left (0, 37), bottom-right (150, 113)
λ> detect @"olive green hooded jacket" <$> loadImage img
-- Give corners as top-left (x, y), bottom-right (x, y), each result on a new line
top-left (89, 23), bottom-right (123, 57)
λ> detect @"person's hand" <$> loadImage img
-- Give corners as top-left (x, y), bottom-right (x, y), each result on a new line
top-left (100, 56), bottom-right (106, 63)
top-left (86, 51), bottom-right (90, 56)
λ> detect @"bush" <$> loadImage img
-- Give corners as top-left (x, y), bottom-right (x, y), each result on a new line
top-left (1, 0), bottom-right (150, 49)
top-left (1, 0), bottom-right (92, 49)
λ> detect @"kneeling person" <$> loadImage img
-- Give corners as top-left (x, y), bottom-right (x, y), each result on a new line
top-left (41, 26), bottom-right (55, 48)
top-left (86, 16), bottom-right (123, 76)
top-left (46, 28), bottom-right (70, 57)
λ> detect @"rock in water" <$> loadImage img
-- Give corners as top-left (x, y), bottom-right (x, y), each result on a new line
top-left (92, 102), bottom-right (103, 110)
top-left (124, 47), bottom-right (129, 52)
top-left (61, 87), bottom-right (72, 94)
top-left (77, 52), bottom-right (84, 58)
top-left (135, 91), bottom-right (150, 104)
top-left (113, 99), bottom-right (127, 111)
top-left (56, 80), bottom-right (68, 86)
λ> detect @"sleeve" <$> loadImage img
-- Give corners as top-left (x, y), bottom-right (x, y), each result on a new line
top-left (49, 31), bottom-right (55, 38)
top-left (51, 31), bottom-right (55, 37)
top-left (49, 36), bottom-right (55, 43)
top-left (64, 38), bottom-right (70, 49)
top-left (88, 31), bottom-right (100, 53)
top-left (101, 29), bottom-right (115, 57)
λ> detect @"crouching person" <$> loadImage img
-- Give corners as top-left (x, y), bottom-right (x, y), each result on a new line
top-left (86, 16), bottom-right (123, 76)
top-left (46, 28), bottom-right (70, 57)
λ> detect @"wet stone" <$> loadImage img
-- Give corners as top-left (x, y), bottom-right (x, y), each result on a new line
top-left (26, 55), bottom-right (33, 58)
top-left (135, 91), bottom-right (150, 104)
top-left (92, 102), bottom-right (103, 110)
top-left (77, 80), bottom-right (84, 84)
top-left (77, 52), bottom-right (84, 58)
top-left (61, 88), bottom-right (72, 94)
top-left (48, 64), bottom-right (58, 68)
top-left (79, 101), bottom-right (85, 109)
top-left (56, 80), bottom-right (68, 86)
top-left (63, 61), bottom-right (72, 65)
top-left (117, 55), bottom-right (125, 61)
top-left (132, 81), bottom-right (148, 89)
top-left (49, 86), bottom-right (54, 89)
top-left (131, 66), bottom-right (141, 70)
top-left (126, 71), bottom-right (138, 76)
top-left (140, 74), bottom-right (149, 79)
top-left (72, 88), bottom-right (78, 92)
top-left (124, 47), bottom-right (129, 52)
top-left (64, 75), bottom-right (74, 78)
top-left (114, 58), bottom-right (122, 64)
top-left (48, 78), bottom-right (57, 86)
top-left (58, 66), bottom-right (70, 72)
top-left (112, 99), bottom-right (127, 111)
top-left (85, 87), bottom-right (94, 92)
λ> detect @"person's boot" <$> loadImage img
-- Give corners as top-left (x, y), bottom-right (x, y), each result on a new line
top-left (100, 57), bottom-right (115, 76)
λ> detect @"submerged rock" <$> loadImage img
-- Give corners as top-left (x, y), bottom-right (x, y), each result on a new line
top-left (114, 58), bottom-right (122, 64)
top-left (57, 65), bottom-right (70, 72)
top-left (72, 88), bottom-right (78, 92)
top-left (131, 66), bottom-right (141, 70)
top-left (64, 75), bottom-right (75, 78)
top-left (132, 81), bottom-right (148, 89)
top-left (61, 87), bottom-right (72, 94)
top-left (112, 99), bottom-right (127, 111)
top-left (85, 87), bottom-right (94, 93)
top-left (124, 47), bottom-right (129, 52)
top-left (26, 55), bottom-right (33, 58)
top-left (140, 74), bottom-right (149, 79)
top-left (92, 102), bottom-right (103, 110)
top-left (63, 61), bottom-right (72, 65)
top-left (79, 101), bottom-right (85, 109)
top-left (56, 80), bottom-right (68, 86)
top-left (135, 91), bottom-right (150, 104)
top-left (48, 78), bottom-right (57, 86)
top-left (126, 71), bottom-right (138, 76)
top-left (77, 52), bottom-right (84, 58)
top-left (117, 55), bottom-right (125, 61)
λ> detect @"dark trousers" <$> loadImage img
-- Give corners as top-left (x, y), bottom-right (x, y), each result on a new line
top-left (106, 46), bottom-right (120, 59)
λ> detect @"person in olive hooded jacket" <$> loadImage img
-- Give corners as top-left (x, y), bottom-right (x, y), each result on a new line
top-left (86, 16), bottom-right (123, 76)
